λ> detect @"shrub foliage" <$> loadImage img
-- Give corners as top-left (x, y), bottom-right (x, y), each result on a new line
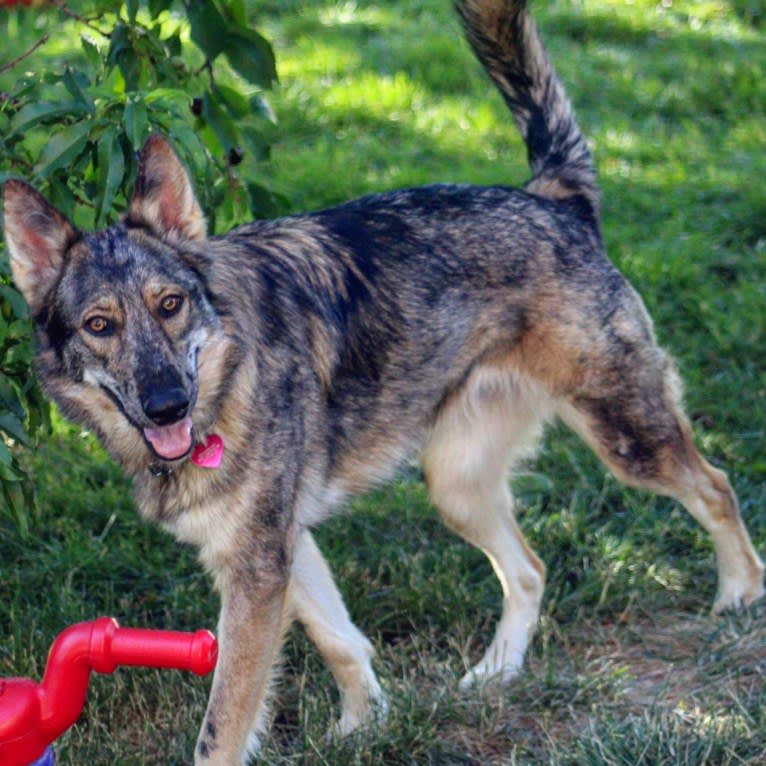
top-left (0, 0), bottom-right (280, 529)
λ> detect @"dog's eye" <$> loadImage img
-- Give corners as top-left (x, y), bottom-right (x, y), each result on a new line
top-left (84, 316), bottom-right (114, 336)
top-left (159, 295), bottom-right (184, 318)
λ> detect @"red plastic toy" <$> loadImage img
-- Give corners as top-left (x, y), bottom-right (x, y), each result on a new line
top-left (0, 617), bottom-right (218, 766)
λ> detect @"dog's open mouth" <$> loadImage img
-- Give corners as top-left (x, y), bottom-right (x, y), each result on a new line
top-left (143, 416), bottom-right (193, 461)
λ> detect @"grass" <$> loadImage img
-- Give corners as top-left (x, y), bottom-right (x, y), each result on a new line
top-left (2, 0), bottom-right (766, 763)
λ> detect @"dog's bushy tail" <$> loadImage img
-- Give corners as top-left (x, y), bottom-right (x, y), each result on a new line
top-left (457, 0), bottom-right (599, 218)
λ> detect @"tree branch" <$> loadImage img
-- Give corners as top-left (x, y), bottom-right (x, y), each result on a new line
top-left (0, 35), bottom-right (49, 75)
top-left (50, 0), bottom-right (111, 38)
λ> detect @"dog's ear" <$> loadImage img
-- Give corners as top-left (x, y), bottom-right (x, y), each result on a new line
top-left (2, 179), bottom-right (79, 315)
top-left (127, 135), bottom-right (207, 243)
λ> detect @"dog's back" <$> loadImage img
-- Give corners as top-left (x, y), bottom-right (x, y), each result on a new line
top-left (198, 0), bottom-right (610, 496)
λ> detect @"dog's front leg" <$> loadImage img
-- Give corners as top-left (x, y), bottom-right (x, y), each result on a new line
top-left (195, 561), bottom-right (289, 765)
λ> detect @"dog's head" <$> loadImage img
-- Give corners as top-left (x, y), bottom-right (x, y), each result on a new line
top-left (2, 136), bottom-right (226, 469)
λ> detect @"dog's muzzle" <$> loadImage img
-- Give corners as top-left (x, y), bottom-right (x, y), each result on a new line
top-left (141, 388), bottom-right (193, 461)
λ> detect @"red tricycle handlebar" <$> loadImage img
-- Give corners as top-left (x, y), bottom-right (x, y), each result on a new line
top-left (0, 618), bottom-right (218, 766)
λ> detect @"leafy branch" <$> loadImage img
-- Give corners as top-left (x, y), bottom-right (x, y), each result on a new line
top-left (0, 0), bottom-right (283, 532)
top-left (49, 0), bottom-right (112, 38)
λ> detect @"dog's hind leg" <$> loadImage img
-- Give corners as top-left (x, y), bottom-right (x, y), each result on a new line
top-left (557, 352), bottom-right (764, 614)
top-left (422, 367), bottom-right (554, 688)
top-left (287, 529), bottom-right (387, 736)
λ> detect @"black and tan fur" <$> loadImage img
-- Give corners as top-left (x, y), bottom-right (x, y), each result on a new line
top-left (3, 1), bottom-right (763, 763)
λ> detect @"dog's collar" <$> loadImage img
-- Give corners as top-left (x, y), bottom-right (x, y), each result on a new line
top-left (148, 462), bottom-right (175, 478)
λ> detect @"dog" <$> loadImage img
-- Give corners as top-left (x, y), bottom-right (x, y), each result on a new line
top-left (3, 0), bottom-right (764, 763)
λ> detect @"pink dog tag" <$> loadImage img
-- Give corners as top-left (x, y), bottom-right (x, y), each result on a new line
top-left (191, 434), bottom-right (224, 468)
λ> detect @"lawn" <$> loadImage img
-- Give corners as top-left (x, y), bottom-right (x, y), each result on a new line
top-left (2, 0), bottom-right (766, 764)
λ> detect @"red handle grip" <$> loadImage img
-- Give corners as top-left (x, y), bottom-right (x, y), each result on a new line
top-left (84, 618), bottom-right (218, 675)
top-left (0, 618), bottom-right (218, 766)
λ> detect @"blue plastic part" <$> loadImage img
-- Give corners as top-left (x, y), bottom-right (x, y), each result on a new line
top-left (28, 747), bottom-right (55, 766)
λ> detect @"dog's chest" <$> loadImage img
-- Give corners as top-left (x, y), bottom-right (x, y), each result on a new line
top-left (135, 465), bottom-right (256, 557)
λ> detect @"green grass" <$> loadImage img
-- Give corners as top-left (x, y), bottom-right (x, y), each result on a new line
top-left (2, 0), bottom-right (766, 763)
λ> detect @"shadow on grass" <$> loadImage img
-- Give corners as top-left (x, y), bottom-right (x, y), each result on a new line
top-left (266, 1), bottom-right (766, 115)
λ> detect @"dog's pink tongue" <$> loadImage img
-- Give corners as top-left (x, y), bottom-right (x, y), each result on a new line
top-left (144, 416), bottom-right (193, 460)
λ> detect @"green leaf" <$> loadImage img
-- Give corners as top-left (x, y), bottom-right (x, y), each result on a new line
top-left (8, 76), bottom-right (37, 102)
top-left (225, 30), bottom-right (277, 89)
top-left (47, 181), bottom-right (77, 222)
top-left (148, 0), bottom-right (174, 15)
top-left (165, 31), bottom-right (182, 58)
top-left (249, 93), bottom-right (277, 124)
top-left (5, 320), bottom-right (30, 344)
top-left (215, 84), bottom-right (251, 119)
top-left (108, 22), bottom-right (143, 91)
top-left (0, 286), bottom-right (29, 321)
top-left (3, 342), bottom-right (34, 370)
top-left (27, 394), bottom-right (50, 435)
top-left (63, 68), bottom-right (95, 110)
top-left (222, 0), bottom-right (248, 27)
top-left (187, 1), bottom-right (230, 61)
top-left (124, 97), bottom-right (149, 148)
top-left (33, 122), bottom-right (91, 179)
top-left (0, 438), bottom-right (13, 467)
top-left (81, 35), bottom-right (102, 71)
top-left (202, 91), bottom-right (239, 153)
top-left (2, 478), bottom-right (30, 540)
top-left (143, 87), bottom-right (190, 106)
top-left (0, 413), bottom-right (30, 446)
top-left (0, 374), bottom-right (25, 419)
top-left (107, 21), bottom-right (131, 66)
top-left (10, 101), bottom-right (92, 136)
top-left (166, 123), bottom-right (208, 169)
top-left (96, 128), bottom-right (126, 226)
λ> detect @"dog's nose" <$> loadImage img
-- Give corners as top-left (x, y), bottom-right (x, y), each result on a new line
top-left (142, 388), bottom-right (190, 426)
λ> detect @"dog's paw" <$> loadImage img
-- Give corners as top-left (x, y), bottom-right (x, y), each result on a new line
top-left (333, 686), bottom-right (389, 739)
top-left (459, 635), bottom-right (527, 691)
top-left (459, 658), bottom-right (523, 691)
top-left (711, 573), bottom-right (765, 615)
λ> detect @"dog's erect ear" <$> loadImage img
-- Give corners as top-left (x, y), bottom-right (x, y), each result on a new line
top-left (127, 135), bottom-right (207, 243)
top-left (3, 180), bottom-right (79, 314)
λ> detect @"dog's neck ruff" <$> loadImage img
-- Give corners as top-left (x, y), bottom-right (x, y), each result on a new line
top-left (148, 433), bottom-right (224, 476)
